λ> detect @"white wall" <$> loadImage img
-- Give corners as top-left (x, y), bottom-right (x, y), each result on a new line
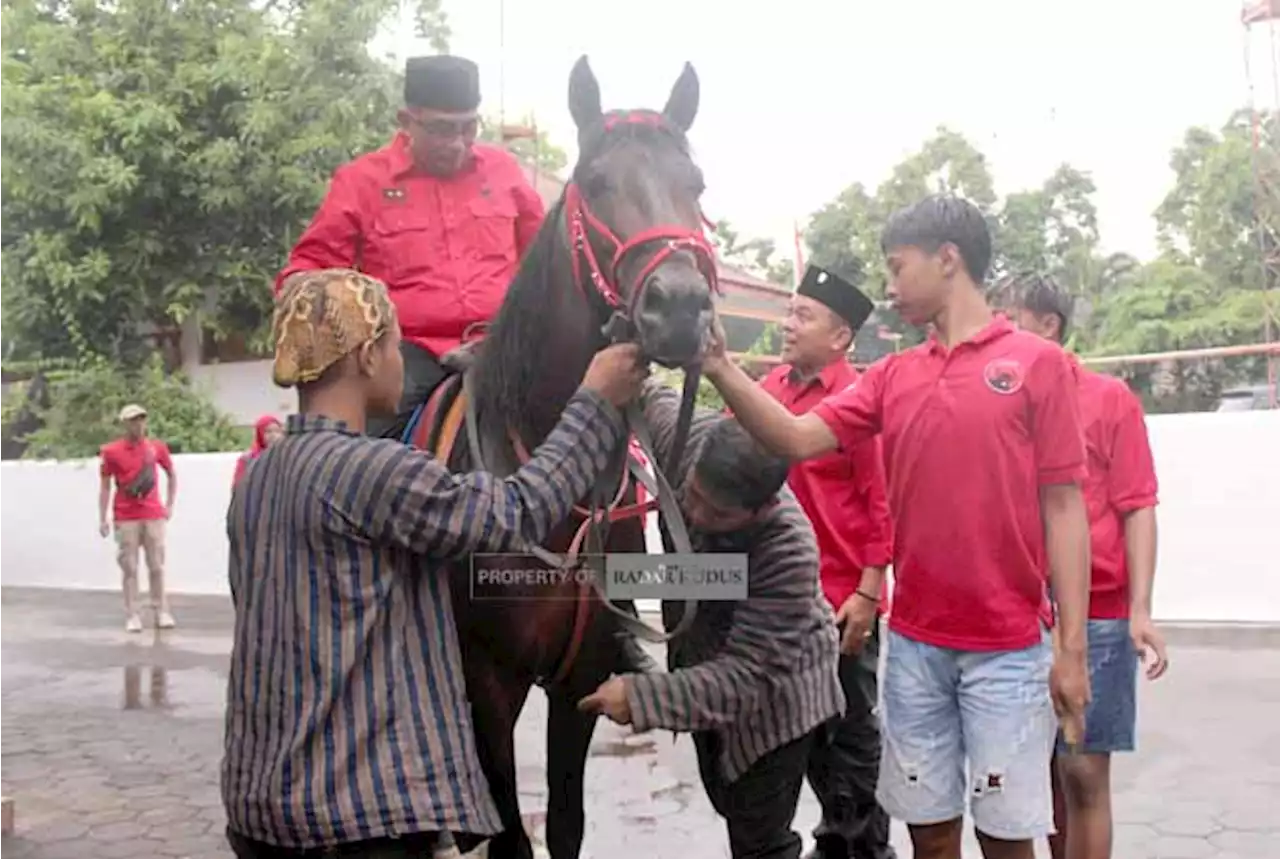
top-left (2, 412), bottom-right (1277, 624)
top-left (186, 360), bottom-right (293, 428)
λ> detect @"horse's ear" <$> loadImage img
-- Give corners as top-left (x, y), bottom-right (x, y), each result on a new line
top-left (568, 55), bottom-right (602, 131)
top-left (662, 62), bottom-right (699, 133)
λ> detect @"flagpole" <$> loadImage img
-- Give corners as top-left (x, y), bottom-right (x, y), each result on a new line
top-left (792, 219), bottom-right (805, 291)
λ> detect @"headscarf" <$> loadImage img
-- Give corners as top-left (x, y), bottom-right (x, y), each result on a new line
top-left (232, 415), bottom-right (281, 487)
top-left (272, 269), bottom-right (397, 388)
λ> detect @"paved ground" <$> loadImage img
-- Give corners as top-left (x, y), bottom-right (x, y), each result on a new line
top-left (3, 587), bottom-right (1279, 858)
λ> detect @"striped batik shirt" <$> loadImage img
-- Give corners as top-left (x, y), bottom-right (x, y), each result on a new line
top-left (221, 390), bottom-right (623, 849)
top-left (625, 381), bottom-right (845, 783)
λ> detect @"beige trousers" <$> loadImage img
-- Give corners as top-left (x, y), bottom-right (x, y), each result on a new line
top-left (114, 519), bottom-right (169, 617)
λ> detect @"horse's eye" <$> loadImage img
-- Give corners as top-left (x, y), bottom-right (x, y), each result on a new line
top-left (583, 172), bottom-right (611, 198)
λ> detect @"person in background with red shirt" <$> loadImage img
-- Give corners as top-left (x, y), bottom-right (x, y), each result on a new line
top-left (99, 404), bottom-right (178, 633)
top-left (758, 265), bottom-right (896, 859)
top-left (276, 55), bottom-right (546, 438)
top-left (702, 195), bottom-right (1092, 859)
top-left (231, 415), bottom-right (283, 487)
top-left (997, 273), bottom-right (1167, 859)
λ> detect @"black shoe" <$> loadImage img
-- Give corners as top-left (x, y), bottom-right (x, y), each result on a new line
top-left (804, 835), bottom-right (849, 859)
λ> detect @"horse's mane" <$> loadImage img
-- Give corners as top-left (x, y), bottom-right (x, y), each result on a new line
top-left (469, 193), bottom-right (589, 438)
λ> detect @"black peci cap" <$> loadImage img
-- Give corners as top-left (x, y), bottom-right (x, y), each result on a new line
top-left (795, 265), bottom-right (875, 332)
top-left (404, 55), bottom-right (481, 112)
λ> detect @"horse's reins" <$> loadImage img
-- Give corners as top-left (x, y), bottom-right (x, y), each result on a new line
top-left (460, 120), bottom-right (721, 664)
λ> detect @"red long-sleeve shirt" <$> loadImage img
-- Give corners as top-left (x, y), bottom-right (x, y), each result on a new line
top-left (760, 361), bottom-right (894, 614)
top-left (276, 133), bottom-right (546, 357)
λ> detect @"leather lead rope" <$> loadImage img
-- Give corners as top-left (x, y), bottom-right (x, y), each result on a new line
top-left (461, 366), bottom-right (700, 644)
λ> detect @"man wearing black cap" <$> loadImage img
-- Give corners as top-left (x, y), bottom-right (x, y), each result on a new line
top-left (759, 266), bottom-right (896, 859)
top-left (276, 55), bottom-right (547, 437)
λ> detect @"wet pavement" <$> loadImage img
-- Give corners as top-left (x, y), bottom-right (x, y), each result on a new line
top-left (3, 586), bottom-right (1279, 858)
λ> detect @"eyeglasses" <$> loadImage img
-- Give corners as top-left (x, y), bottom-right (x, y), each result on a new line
top-left (410, 115), bottom-right (479, 141)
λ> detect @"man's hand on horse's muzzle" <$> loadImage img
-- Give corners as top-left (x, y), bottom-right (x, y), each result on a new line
top-left (581, 343), bottom-right (648, 407)
top-left (577, 675), bottom-right (633, 725)
top-left (440, 340), bottom-right (483, 373)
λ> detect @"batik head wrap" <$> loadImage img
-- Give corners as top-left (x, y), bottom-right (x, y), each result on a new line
top-left (272, 269), bottom-right (397, 388)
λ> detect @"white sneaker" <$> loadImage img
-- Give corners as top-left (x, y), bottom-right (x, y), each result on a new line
top-left (156, 611), bottom-right (176, 630)
top-left (126, 615), bottom-right (143, 633)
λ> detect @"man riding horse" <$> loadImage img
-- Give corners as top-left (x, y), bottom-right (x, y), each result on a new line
top-left (275, 54), bottom-right (545, 440)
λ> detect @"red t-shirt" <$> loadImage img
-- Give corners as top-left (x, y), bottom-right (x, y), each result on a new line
top-left (810, 317), bottom-right (1087, 651)
top-left (1071, 357), bottom-right (1160, 619)
top-left (275, 134), bottom-right (546, 358)
top-left (760, 360), bottom-right (894, 614)
top-left (100, 438), bottom-right (173, 522)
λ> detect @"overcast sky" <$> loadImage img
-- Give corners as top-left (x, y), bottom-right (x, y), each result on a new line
top-left (378, 0), bottom-right (1280, 264)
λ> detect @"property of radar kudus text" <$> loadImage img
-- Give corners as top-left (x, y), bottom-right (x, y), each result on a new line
top-left (470, 553), bottom-right (749, 601)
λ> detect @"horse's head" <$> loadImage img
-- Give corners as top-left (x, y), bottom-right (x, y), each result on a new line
top-left (565, 55), bottom-right (718, 369)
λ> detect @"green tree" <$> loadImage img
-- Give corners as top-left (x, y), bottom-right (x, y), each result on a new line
top-left (994, 164), bottom-right (1100, 285)
top-left (20, 356), bottom-right (247, 459)
top-left (0, 0), bottom-right (430, 365)
top-left (1085, 257), bottom-right (1270, 410)
top-left (1156, 110), bottom-right (1279, 291)
top-left (805, 128), bottom-right (998, 351)
top-left (710, 219), bottom-right (795, 287)
top-left (411, 0), bottom-right (451, 51)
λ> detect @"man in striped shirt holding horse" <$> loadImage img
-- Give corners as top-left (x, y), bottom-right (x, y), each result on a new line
top-left (221, 269), bottom-right (647, 858)
top-left (580, 380), bottom-right (845, 859)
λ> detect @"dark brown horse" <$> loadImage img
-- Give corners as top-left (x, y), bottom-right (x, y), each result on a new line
top-left (400, 56), bottom-right (717, 859)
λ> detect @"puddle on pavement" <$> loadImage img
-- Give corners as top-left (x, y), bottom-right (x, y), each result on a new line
top-left (3, 663), bottom-right (227, 719)
top-left (121, 664), bottom-right (173, 711)
top-left (2, 632), bottom-right (228, 719)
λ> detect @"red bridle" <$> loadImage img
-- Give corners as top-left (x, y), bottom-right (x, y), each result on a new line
top-left (562, 112), bottom-right (722, 321)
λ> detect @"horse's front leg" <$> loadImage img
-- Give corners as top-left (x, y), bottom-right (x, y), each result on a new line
top-left (468, 656), bottom-right (535, 859)
top-left (544, 684), bottom-right (600, 859)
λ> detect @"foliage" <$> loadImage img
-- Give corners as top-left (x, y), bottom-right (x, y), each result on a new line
top-left (802, 114), bottom-right (1280, 410)
top-left (19, 356), bottom-right (248, 460)
top-left (710, 220), bottom-right (795, 287)
top-left (651, 367), bottom-right (725, 412)
top-left (0, 0), bottom-right (427, 365)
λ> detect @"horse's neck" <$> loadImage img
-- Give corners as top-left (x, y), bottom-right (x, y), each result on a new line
top-left (472, 227), bottom-right (608, 472)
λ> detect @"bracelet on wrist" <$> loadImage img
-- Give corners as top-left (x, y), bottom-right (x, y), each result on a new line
top-left (854, 589), bottom-right (879, 603)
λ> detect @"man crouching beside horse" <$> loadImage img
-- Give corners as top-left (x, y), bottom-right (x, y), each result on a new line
top-left (576, 379), bottom-right (845, 859)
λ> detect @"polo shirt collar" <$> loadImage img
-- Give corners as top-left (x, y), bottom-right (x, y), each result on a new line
top-left (926, 314), bottom-right (1015, 357)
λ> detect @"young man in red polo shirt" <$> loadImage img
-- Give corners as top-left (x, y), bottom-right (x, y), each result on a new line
top-left (99, 404), bottom-right (178, 632)
top-left (277, 55), bottom-right (546, 439)
top-left (997, 273), bottom-right (1168, 859)
top-left (758, 266), bottom-right (896, 859)
top-left (703, 195), bottom-right (1092, 859)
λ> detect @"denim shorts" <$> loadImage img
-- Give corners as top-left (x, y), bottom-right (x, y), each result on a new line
top-left (1055, 618), bottom-right (1137, 755)
top-left (876, 629), bottom-right (1056, 841)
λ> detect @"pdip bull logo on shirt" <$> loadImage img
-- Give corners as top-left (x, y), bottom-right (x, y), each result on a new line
top-left (983, 359), bottom-right (1026, 395)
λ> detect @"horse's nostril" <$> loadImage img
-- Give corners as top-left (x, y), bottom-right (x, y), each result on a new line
top-left (642, 273), bottom-right (711, 316)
